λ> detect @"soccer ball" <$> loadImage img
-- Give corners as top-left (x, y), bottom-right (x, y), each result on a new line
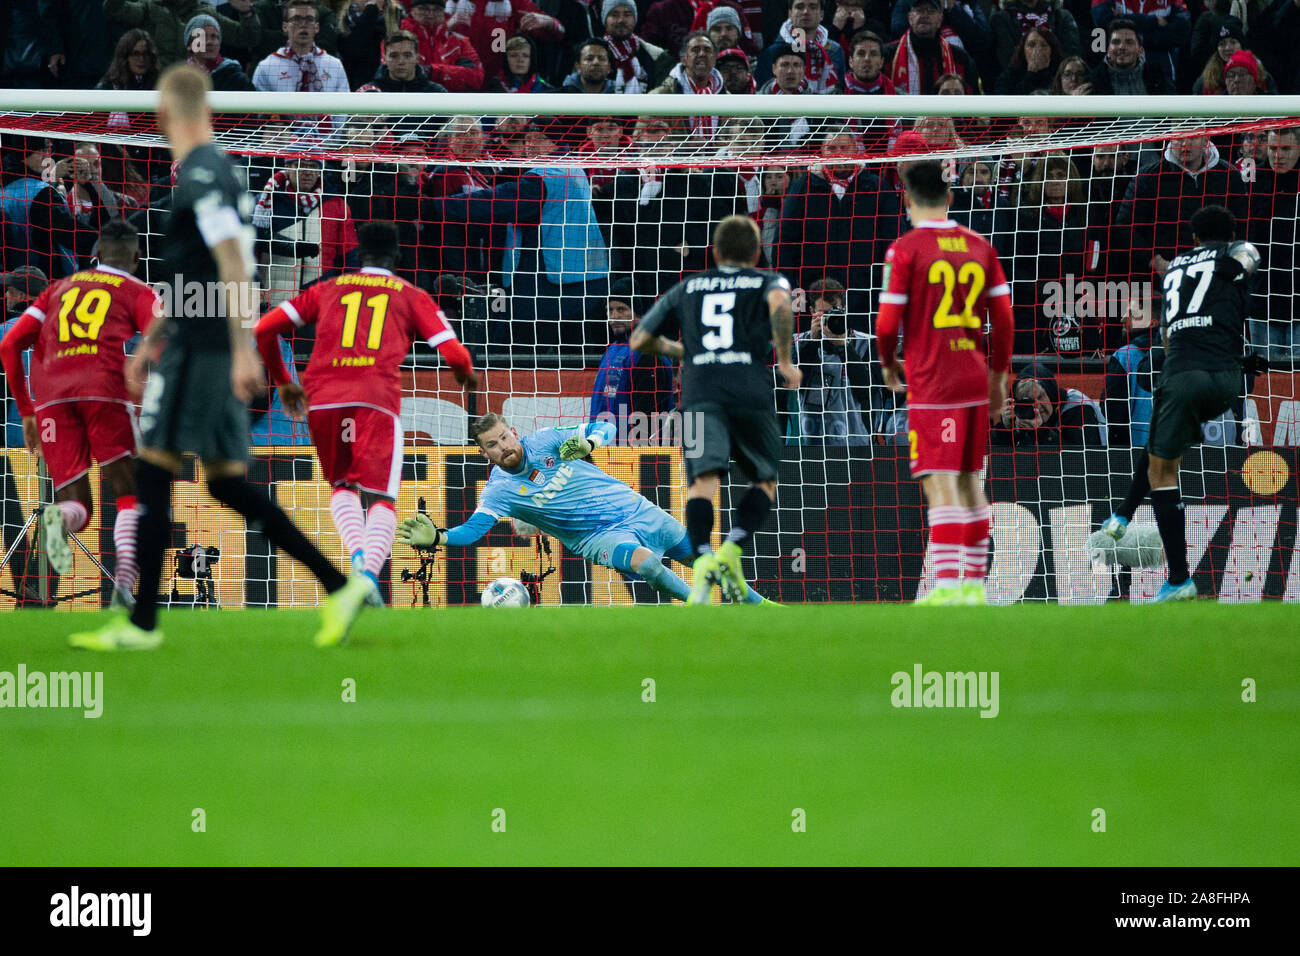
top-left (481, 577), bottom-right (531, 607)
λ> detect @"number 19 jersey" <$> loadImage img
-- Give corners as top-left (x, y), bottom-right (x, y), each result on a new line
top-left (876, 219), bottom-right (1013, 408)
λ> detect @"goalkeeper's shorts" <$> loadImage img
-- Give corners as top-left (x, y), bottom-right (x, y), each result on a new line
top-left (575, 500), bottom-right (686, 570)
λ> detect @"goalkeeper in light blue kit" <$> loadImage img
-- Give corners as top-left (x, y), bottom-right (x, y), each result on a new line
top-left (396, 412), bottom-right (770, 603)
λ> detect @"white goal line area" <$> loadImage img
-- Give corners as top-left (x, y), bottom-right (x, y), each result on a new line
top-left (1, 93), bottom-right (1297, 169)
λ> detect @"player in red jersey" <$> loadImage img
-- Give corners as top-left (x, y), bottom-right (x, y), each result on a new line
top-left (875, 161), bottom-right (1014, 606)
top-left (0, 221), bottom-right (158, 609)
top-left (254, 222), bottom-right (477, 606)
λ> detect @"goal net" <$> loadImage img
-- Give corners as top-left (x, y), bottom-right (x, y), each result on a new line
top-left (1, 92), bottom-right (1298, 608)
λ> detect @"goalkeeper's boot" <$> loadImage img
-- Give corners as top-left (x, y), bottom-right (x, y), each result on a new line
top-left (714, 541), bottom-right (749, 604)
top-left (1151, 578), bottom-right (1197, 604)
top-left (959, 581), bottom-right (988, 606)
top-left (687, 552), bottom-right (720, 606)
top-left (915, 584), bottom-right (963, 606)
top-left (314, 574), bottom-right (374, 647)
top-left (42, 503), bottom-right (73, 576)
top-left (69, 617), bottom-right (162, 651)
top-left (109, 585), bottom-right (137, 614)
top-left (1101, 513), bottom-right (1129, 540)
top-left (758, 597), bottom-right (782, 607)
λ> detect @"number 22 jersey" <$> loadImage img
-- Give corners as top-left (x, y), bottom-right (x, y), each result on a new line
top-left (875, 219), bottom-right (1014, 408)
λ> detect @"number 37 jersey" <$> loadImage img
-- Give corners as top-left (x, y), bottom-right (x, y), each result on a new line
top-left (876, 220), bottom-right (1013, 408)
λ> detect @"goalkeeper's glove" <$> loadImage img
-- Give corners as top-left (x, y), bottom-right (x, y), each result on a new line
top-left (559, 430), bottom-right (602, 460)
top-left (396, 512), bottom-right (445, 548)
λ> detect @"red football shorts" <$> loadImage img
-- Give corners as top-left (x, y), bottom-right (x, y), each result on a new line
top-left (907, 403), bottom-right (989, 477)
top-left (307, 404), bottom-right (403, 498)
top-left (37, 400), bottom-right (137, 490)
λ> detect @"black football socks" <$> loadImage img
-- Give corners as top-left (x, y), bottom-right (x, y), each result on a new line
top-left (1116, 451), bottom-right (1151, 522)
top-left (725, 486), bottom-right (773, 550)
top-left (685, 497), bottom-right (714, 556)
top-left (1151, 486), bottom-right (1189, 585)
top-left (129, 459), bottom-right (174, 633)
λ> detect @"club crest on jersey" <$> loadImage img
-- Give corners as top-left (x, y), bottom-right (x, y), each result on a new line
top-left (544, 456), bottom-right (556, 468)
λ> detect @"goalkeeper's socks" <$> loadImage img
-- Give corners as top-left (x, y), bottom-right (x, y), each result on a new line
top-left (960, 504), bottom-right (991, 582)
top-left (1116, 451), bottom-right (1151, 522)
top-left (130, 460), bottom-right (174, 633)
top-left (57, 500), bottom-right (90, 533)
top-left (1151, 486), bottom-right (1190, 585)
top-left (362, 502), bottom-right (396, 577)
top-left (207, 476), bottom-right (347, 593)
top-left (927, 506), bottom-right (965, 586)
top-left (725, 486), bottom-right (773, 550)
top-left (113, 495), bottom-right (140, 593)
top-left (685, 498), bottom-right (714, 556)
top-left (330, 488), bottom-right (366, 557)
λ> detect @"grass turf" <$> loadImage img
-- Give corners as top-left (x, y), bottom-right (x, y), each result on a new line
top-left (1, 603), bottom-right (1297, 866)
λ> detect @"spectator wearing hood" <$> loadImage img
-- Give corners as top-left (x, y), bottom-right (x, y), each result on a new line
top-left (1113, 135), bottom-right (1246, 280)
top-left (105, 0), bottom-right (261, 68)
top-left (990, 0), bottom-right (1082, 70)
top-left (1086, 17), bottom-right (1174, 94)
top-left (992, 361), bottom-right (1108, 448)
top-left (489, 33), bottom-right (555, 91)
top-left (1090, 0), bottom-right (1189, 92)
top-left (756, 0), bottom-right (848, 93)
top-left (368, 29), bottom-right (450, 92)
top-left (590, 278), bottom-right (676, 428)
top-left (184, 14), bottom-right (256, 89)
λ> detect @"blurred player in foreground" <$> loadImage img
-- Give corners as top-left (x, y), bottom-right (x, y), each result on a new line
top-left (876, 161), bottom-right (1014, 606)
top-left (631, 215), bottom-right (799, 605)
top-left (0, 220), bottom-right (154, 610)
top-left (255, 221), bottom-right (477, 630)
top-left (69, 65), bottom-right (361, 651)
top-left (1100, 204), bottom-right (1259, 602)
top-left (396, 413), bottom-right (771, 604)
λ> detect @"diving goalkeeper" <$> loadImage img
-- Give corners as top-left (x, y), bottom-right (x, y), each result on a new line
top-left (396, 413), bottom-right (771, 604)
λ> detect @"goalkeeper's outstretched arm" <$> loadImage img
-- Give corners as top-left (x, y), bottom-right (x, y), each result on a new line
top-left (559, 420), bottom-right (617, 460)
top-left (396, 510), bottom-right (499, 549)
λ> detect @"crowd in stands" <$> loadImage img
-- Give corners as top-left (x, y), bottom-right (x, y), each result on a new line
top-left (2, 0), bottom-right (1298, 450)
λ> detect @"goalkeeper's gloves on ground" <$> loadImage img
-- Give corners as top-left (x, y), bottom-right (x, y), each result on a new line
top-left (397, 512), bottom-right (445, 548)
top-left (559, 430), bottom-right (602, 460)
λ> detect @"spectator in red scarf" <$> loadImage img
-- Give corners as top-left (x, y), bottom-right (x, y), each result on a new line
top-left (844, 30), bottom-right (894, 93)
top-left (990, 0), bottom-right (1083, 71)
top-left (884, 0), bottom-right (978, 94)
top-left (444, 0), bottom-right (564, 87)
top-left (717, 46), bottom-right (755, 93)
top-left (488, 33), bottom-right (555, 91)
top-left (402, 0), bottom-right (484, 91)
top-left (756, 0), bottom-right (847, 93)
top-left (601, 0), bottom-right (672, 93)
top-left (994, 24), bottom-right (1062, 93)
top-left (652, 29), bottom-right (723, 93)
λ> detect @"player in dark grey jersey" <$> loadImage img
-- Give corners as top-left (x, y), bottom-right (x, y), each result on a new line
top-left (1100, 204), bottom-right (1260, 603)
top-left (632, 215), bottom-right (799, 605)
top-left (69, 65), bottom-right (369, 651)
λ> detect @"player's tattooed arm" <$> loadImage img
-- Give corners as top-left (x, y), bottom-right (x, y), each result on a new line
top-left (768, 286), bottom-right (802, 390)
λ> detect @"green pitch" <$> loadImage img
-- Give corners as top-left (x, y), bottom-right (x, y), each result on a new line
top-left (1, 604), bottom-right (1297, 866)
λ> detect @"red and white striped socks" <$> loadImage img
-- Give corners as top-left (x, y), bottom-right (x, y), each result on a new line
top-left (57, 500), bottom-right (89, 533)
top-left (362, 502), bottom-right (396, 578)
top-left (927, 506), bottom-right (966, 588)
top-left (113, 495), bottom-right (139, 592)
top-left (961, 505), bottom-right (991, 583)
top-left (330, 488), bottom-right (366, 563)
top-left (927, 505), bottom-right (993, 587)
